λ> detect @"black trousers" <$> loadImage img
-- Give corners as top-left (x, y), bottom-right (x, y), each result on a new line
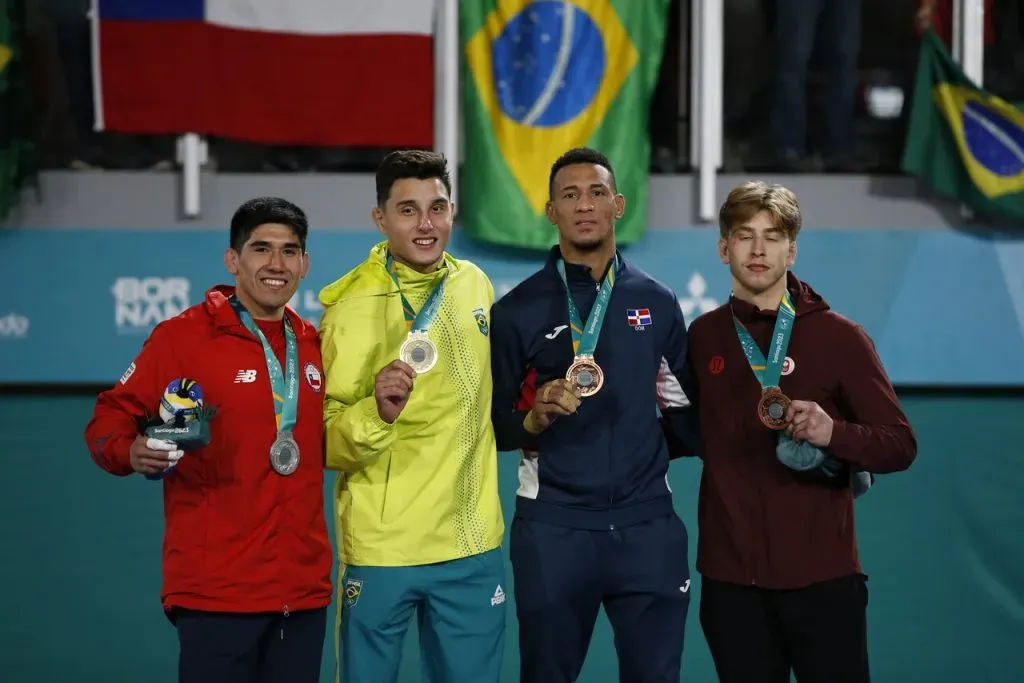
top-left (173, 607), bottom-right (327, 683)
top-left (699, 575), bottom-right (870, 683)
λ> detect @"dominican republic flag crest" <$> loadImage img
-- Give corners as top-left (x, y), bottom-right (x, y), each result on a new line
top-left (626, 308), bottom-right (652, 327)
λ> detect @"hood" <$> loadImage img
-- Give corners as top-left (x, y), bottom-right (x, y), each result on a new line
top-left (730, 271), bottom-right (830, 322)
top-left (318, 241), bottom-right (458, 309)
top-left (787, 272), bottom-right (830, 317)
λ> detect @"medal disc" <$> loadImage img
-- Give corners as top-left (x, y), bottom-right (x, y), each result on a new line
top-left (757, 388), bottom-right (791, 430)
top-left (270, 433), bottom-right (300, 475)
top-left (566, 357), bottom-right (604, 397)
top-left (399, 333), bottom-right (438, 374)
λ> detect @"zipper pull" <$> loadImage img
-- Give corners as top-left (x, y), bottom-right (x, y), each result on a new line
top-left (281, 604), bottom-right (290, 640)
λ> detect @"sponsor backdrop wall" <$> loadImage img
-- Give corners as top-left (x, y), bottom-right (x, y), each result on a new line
top-left (2, 227), bottom-right (1024, 683)
top-left (2, 227), bottom-right (1024, 386)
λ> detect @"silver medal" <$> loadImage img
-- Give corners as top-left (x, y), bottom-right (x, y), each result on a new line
top-left (270, 432), bottom-right (300, 475)
top-left (399, 332), bottom-right (438, 374)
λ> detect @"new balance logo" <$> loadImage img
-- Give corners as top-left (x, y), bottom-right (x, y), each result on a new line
top-left (544, 325), bottom-right (568, 340)
top-left (234, 369), bottom-right (258, 383)
top-left (491, 585), bottom-right (505, 606)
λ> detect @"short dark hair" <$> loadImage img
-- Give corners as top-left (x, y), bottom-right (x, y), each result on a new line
top-left (548, 147), bottom-right (617, 199)
top-left (229, 197), bottom-right (309, 252)
top-left (375, 149), bottom-right (453, 207)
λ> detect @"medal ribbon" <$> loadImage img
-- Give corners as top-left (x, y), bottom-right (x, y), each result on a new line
top-left (232, 299), bottom-right (299, 435)
top-left (385, 253), bottom-right (447, 333)
top-left (556, 255), bottom-right (618, 356)
top-left (732, 290), bottom-right (796, 390)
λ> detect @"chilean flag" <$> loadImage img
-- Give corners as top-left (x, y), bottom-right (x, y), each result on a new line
top-left (93, 0), bottom-right (435, 147)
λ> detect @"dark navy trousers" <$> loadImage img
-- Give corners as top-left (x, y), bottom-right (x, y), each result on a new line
top-left (173, 607), bottom-right (326, 683)
top-left (510, 513), bottom-right (691, 683)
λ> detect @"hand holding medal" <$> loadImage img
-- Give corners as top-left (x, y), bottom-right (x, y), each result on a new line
top-left (784, 400), bottom-right (834, 447)
top-left (375, 360), bottom-right (416, 424)
top-left (523, 379), bottom-right (580, 435)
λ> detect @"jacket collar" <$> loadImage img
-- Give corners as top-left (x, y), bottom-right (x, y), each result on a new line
top-left (369, 240), bottom-right (457, 282)
top-left (729, 271), bottom-right (829, 323)
top-left (544, 245), bottom-right (626, 284)
top-left (203, 285), bottom-right (317, 340)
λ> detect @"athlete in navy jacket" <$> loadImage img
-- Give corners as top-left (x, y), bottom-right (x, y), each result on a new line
top-left (490, 147), bottom-right (699, 683)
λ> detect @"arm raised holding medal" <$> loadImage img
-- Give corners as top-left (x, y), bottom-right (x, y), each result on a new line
top-left (319, 151), bottom-right (507, 683)
top-left (491, 148), bottom-right (695, 683)
top-left (319, 306), bottom-right (400, 473)
top-left (374, 359), bottom-right (416, 424)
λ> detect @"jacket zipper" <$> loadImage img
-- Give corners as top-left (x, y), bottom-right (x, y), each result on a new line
top-left (594, 280), bottom-right (615, 515)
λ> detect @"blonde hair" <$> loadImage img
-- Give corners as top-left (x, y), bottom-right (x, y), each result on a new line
top-left (718, 181), bottom-right (802, 240)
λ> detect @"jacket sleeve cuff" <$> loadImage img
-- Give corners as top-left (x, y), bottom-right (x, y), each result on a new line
top-left (516, 410), bottom-right (540, 451)
top-left (360, 398), bottom-right (396, 435)
top-left (108, 434), bottom-right (137, 476)
top-left (827, 419), bottom-right (855, 462)
top-left (494, 410), bottom-right (539, 452)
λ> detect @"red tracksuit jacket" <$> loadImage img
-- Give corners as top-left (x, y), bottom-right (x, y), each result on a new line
top-left (84, 285), bottom-right (333, 615)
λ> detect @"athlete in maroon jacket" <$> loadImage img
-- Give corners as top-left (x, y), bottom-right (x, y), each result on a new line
top-left (84, 198), bottom-right (332, 683)
top-left (680, 181), bottom-right (917, 683)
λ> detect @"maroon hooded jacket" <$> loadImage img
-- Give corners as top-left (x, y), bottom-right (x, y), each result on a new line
top-left (683, 272), bottom-right (916, 589)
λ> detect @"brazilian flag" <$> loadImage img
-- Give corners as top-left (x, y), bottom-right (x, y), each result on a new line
top-left (0, 0), bottom-right (34, 224)
top-left (461, 0), bottom-right (671, 250)
top-left (901, 29), bottom-right (1024, 221)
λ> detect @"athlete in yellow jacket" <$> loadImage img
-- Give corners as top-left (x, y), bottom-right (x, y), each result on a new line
top-left (318, 150), bottom-right (505, 683)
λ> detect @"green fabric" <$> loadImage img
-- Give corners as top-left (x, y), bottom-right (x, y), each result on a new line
top-left (339, 549), bottom-right (506, 681)
top-left (900, 29), bottom-right (1024, 221)
top-left (460, 0), bottom-right (671, 250)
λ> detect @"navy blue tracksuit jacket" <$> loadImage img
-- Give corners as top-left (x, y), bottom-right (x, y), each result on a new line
top-left (490, 246), bottom-right (699, 682)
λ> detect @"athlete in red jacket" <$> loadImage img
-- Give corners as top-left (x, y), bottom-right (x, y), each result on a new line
top-left (84, 197), bottom-right (333, 683)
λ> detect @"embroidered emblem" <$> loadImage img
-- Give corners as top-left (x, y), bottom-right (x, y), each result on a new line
top-left (626, 308), bottom-right (652, 330)
top-left (343, 578), bottom-right (363, 608)
top-left (304, 361), bottom-right (323, 392)
top-left (473, 308), bottom-right (489, 336)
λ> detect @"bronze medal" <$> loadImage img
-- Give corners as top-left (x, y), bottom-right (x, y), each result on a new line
top-left (757, 388), bottom-right (791, 430)
top-left (566, 357), bottom-right (604, 398)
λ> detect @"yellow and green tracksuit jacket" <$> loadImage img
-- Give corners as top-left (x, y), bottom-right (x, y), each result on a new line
top-left (318, 241), bottom-right (504, 567)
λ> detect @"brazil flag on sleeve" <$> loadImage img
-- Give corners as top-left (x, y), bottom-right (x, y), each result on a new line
top-left (461, 0), bottom-right (671, 249)
top-left (901, 29), bottom-right (1024, 221)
